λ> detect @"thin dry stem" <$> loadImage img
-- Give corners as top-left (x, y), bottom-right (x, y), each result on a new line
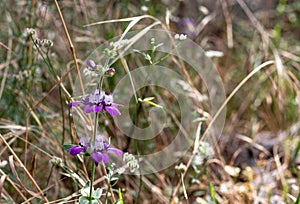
top-left (220, 0), bottom-right (233, 48)
top-left (53, 0), bottom-right (85, 96)
top-left (0, 134), bottom-right (49, 203)
top-left (0, 168), bottom-right (28, 202)
top-left (0, 13), bottom-right (13, 100)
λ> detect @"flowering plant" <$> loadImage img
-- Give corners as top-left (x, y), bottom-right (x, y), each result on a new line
top-left (64, 58), bottom-right (129, 203)
top-left (70, 90), bottom-right (122, 116)
top-left (67, 135), bottom-right (123, 164)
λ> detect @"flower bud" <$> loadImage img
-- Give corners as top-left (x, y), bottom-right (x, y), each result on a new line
top-left (105, 67), bottom-right (115, 77)
top-left (86, 59), bottom-right (96, 70)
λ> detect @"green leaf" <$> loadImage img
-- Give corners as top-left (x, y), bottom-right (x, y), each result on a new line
top-left (209, 182), bottom-right (218, 204)
top-left (90, 199), bottom-right (98, 204)
top-left (93, 188), bottom-right (103, 199)
top-left (292, 140), bottom-right (300, 166)
top-left (78, 196), bottom-right (90, 204)
top-left (114, 200), bottom-right (124, 204)
top-left (295, 193), bottom-right (300, 204)
top-left (138, 97), bottom-right (163, 109)
top-left (114, 189), bottom-right (124, 204)
top-left (62, 144), bottom-right (75, 151)
top-left (142, 97), bottom-right (155, 101)
top-left (80, 183), bottom-right (92, 197)
top-left (133, 49), bottom-right (147, 57)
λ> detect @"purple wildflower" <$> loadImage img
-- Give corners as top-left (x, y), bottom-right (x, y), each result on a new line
top-left (178, 17), bottom-right (197, 38)
top-left (68, 136), bottom-right (90, 156)
top-left (69, 90), bottom-right (122, 116)
top-left (92, 136), bottom-right (123, 163)
top-left (68, 135), bottom-right (123, 164)
top-left (68, 146), bottom-right (85, 156)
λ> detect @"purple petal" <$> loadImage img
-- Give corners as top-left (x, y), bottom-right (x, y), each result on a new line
top-left (94, 136), bottom-right (105, 151)
top-left (103, 94), bottom-right (113, 105)
top-left (79, 136), bottom-right (90, 148)
top-left (101, 153), bottom-right (109, 163)
top-left (91, 152), bottom-right (103, 163)
top-left (69, 101), bottom-right (82, 108)
top-left (105, 67), bottom-right (115, 77)
top-left (112, 103), bottom-right (123, 107)
top-left (68, 146), bottom-right (85, 156)
top-left (84, 105), bottom-right (94, 113)
top-left (94, 105), bottom-right (103, 112)
top-left (108, 147), bottom-right (123, 156)
top-left (86, 59), bottom-right (96, 68)
top-left (178, 18), bottom-right (196, 27)
top-left (105, 106), bottom-right (121, 116)
top-left (83, 97), bottom-right (89, 103)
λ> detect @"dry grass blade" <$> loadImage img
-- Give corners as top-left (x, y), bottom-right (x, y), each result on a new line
top-left (280, 50), bottom-right (300, 62)
top-left (236, 0), bottom-right (269, 42)
top-left (236, 134), bottom-right (271, 156)
top-left (53, 0), bottom-right (85, 96)
top-left (8, 156), bottom-right (40, 198)
top-left (0, 12), bottom-right (13, 100)
top-left (236, 0), bottom-right (289, 82)
top-left (118, 16), bottom-right (144, 43)
top-left (0, 134), bottom-right (49, 203)
top-left (141, 176), bottom-right (169, 203)
top-left (220, 0), bottom-right (233, 48)
top-left (273, 145), bottom-right (287, 188)
top-left (84, 15), bottom-right (156, 27)
top-left (172, 60), bottom-right (274, 200)
top-left (0, 41), bottom-right (11, 51)
top-left (0, 135), bottom-right (16, 157)
top-left (194, 12), bottom-right (216, 37)
top-left (0, 174), bottom-right (6, 198)
top-left (0, 168), bottom-right (28, 202)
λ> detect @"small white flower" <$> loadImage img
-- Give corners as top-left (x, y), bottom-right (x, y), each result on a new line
top-left (179, 34), bottom-right (187, 40)
top-left (0, 160), bottom-right (8, 167)
top-left (175, 34), bottom-right (187, 41)
top-left (123, 152), bottom-right (139, 172)
top-left (141, 5), bottom-right (148, 12)
top-left (175, 163), bottom-right (187, 171)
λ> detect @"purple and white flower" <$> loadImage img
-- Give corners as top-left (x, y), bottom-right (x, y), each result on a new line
top-left (68, 135), bottom-right (123, 164)
top-left (69, 89), bottom-right (122, 116)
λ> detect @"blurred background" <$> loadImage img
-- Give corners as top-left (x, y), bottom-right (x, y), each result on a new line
top-left (0, 0), bottom-right (299, 203)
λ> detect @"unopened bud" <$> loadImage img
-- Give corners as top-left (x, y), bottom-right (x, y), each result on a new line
top-left (86, 59), bottom-right (96, 69)
top-left (105, 67), bottom-right (115, 77)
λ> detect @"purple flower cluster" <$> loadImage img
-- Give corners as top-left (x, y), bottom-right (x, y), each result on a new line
top-left (68, 135), bottom-right (123, 164)
top-left (70, 89), bottom-right (122, 116)
top-left (67, 58), bottom-right (123, 166)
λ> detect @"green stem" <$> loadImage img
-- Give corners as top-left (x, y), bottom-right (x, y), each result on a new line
top-left (89, 161), bottom-right (96, 201)
top-left (89, 72), bottom-right (103, 201)
top-left (121, 57), bottom-right (138, 103)
top-left (88, 58), bottom-right (109, 201)
top-left (89, 112), bottom-right (98, 200)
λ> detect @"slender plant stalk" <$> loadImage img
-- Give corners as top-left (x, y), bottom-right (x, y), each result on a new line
top-left (89, 112), bottom-right (98, 200)
top-left (53, 0), bottom-right (85, 96)
top-left (101, 162), bottom-right (116, 203)
top-left (120, 57), bottom-right (138, 103)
